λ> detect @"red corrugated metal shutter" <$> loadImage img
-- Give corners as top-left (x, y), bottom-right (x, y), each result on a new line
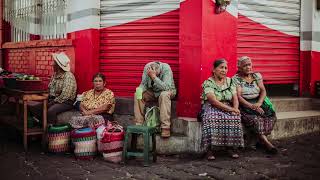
top-left (237, 0), bottom-right (301, 84)
top-left (100, 0), bottom-right (180, 97)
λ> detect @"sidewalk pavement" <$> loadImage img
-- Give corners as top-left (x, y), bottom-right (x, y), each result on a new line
top-left (0, 125), bottom-right (319, 180)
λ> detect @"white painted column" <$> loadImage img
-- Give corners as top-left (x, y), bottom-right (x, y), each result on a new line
top-left (301, 0), bottom-right (320, 52)
top-left (66, 0), bottom-right (100, 33)
top-left (311, 1), bottom-right (320, 52)
top-left (29, 0), bottom-right (41, 37)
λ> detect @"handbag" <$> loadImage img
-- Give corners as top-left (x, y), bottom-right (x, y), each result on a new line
top-left (144, 106), bottom-right (160, 131)
top-left (99, 121), bottom-right (124, 163)
top-left (264, 96), bottom-right (275, 112)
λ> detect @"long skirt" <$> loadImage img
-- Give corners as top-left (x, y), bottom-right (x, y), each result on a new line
top-left (240, 98), bottom-right (277, 135)
top-left (201, 102), bottom-right (244, 150)
top-left (70, 112), bottom-right (106, 129)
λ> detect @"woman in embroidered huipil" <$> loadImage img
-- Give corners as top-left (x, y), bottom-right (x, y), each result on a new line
top-left (70, 73), bottom-right (115, 129)
top-left (233, 56), bottom-right (277, 154)
top-left (200, 59), bottom-right (244, 160)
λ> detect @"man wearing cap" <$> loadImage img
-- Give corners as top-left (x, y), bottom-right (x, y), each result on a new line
top-left (29, 52), bottom-right (77, 124)
top-left (134, 61), bottom-right (176, 138)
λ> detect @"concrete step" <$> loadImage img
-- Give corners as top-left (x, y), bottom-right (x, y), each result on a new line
top-left (113, 114), bottom-right (194, 154)
top-left (61, 97), bottom-right (320, 154)
top-left (114, 97), bottom-right (177, 118)
top-left (151, 97), bottom-right (320, 136)
top-left (135, 133), bottom-right (189, 154)
top-left (312, 99), bottom-right (320, 110)
top-left (270, 97), bottom-right (313, 112)
top-left (169, 109), bottom-right (320, 153)
top-left (115, 97), bottom-right (317, 117)
top-left (270, 110), bottom-right (320, 139)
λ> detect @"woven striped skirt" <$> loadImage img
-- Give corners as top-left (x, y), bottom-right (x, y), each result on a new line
top-left (201, 102), bottom-right (244, 149)
top-left (240, 98), bottom-right (277, 135)
top-left (70, 112), bottom-right (105, 129)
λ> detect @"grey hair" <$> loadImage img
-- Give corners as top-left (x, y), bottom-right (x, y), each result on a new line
top-left (213, 58), bottom-right (227, 68)
top-left (237, 56), bottom-right (251, 67)
top-left (150, 62), bottom-right (161, 72)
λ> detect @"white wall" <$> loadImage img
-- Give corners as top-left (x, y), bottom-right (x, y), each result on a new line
top-left (66, 0), bottom-right (100, 33)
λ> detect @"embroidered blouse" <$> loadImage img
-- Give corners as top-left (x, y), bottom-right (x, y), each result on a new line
top-left (81, 89), bottom-right (115, 114)
top-left (232, 73), bottom-right (263, 100)
top-left (201, 77), bottom-right (236, 104)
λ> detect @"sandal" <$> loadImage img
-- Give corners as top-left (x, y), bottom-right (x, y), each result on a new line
top-left (207, 155), bottom-right (215, 160)
top-left (227, 149), bottom-right (240, 159)
top-left (266, 147), bottom-right (278, 155)
top-left (231, 153), bottom-right (239, 159)
top-left (206, 151), bottom-right (216, 161)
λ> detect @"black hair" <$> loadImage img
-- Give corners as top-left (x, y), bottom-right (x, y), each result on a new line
top-left (213, 58), bottom-right (227, 68)
top-left (92, 72), bottom-right (106, 82)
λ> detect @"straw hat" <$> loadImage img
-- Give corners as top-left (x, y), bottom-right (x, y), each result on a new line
top-left (52, 52), bottom-right (71, 72)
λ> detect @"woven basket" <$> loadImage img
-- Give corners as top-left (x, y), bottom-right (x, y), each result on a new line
top-left (47, 124), bottom-right (71, 153)
top-left (99, 122), bottom-right (124, 163)
top-left (71, 127), bottom-right (97, 160)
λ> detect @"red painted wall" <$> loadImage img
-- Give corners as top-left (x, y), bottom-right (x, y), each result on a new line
top-left (68, 29), bottom-right (100, 93)
top-left (2, 39), bottom-right (75, 87)
top-left (177, 0), bottom-right (237, 117)
top-left (300, 50), bottom-right (320, 96)
top-left (202, 0), bottom-right (238, 81)
top-left (300, 51), bottom-right (311, 95)
top-left (178, 0), bottom-right (203, 117)
top-left (311, 51), bottom-right (320, 95)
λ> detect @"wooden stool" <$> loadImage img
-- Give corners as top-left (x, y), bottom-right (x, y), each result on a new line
top-left (122, 125), bottom-right (157, 166)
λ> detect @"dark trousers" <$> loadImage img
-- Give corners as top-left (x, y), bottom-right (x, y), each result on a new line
top-left (28, 100), bottom-right (74, 124)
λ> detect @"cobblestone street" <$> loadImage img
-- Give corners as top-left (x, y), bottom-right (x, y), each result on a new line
top-left (0, 126), bottom-right (319, 180)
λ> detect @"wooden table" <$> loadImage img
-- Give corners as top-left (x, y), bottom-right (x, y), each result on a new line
top-left (0, 88), bottom-right (49, 151)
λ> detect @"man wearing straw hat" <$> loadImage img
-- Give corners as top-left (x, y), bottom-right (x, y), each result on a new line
top-left (29, 52), bottom-right (77, 125)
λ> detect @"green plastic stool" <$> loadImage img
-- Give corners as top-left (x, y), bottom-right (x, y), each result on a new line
top-left (122, 125), bottom-right (157, 166)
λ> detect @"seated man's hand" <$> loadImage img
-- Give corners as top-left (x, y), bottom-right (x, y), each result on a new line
top-left (147, 67), bottom-right (157, 80)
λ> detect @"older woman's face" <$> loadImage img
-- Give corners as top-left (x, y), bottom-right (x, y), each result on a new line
top-left (213, 62), bottom-right (228, 79)
top-left (240, 60), bottom-right (253, 75)
top-left (93, 76), bottom-right (105, 91)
